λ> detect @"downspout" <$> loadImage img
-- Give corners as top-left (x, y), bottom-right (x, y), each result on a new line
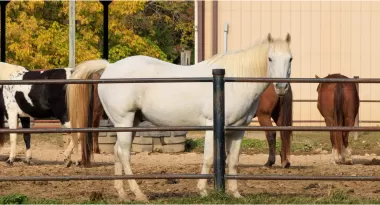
top-left (223, 23), bottom-right (228, 53)
top-left (194, 0), bottom-right (198, 63)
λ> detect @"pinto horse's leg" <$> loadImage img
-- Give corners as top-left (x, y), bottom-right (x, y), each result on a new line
top-left (225, 131), bottom-right (244, 198)
top-left (6, 113), bottom-right (18, 165)
top-left (62, 122), bottom-right (78, 167)
top-left (197, 129), bottom-right (214, 197)
top-left (257, 115), bottom-right (276, 167)
top-left (20, 117), bottom-right (32, 165)
top-left (116, 112), bottom-right (148, 202)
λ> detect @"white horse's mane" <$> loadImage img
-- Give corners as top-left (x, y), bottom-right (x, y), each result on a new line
top-left (204, 37), bottom-right (290, 78)
top-left (0, 62), bottom-right (27, 80)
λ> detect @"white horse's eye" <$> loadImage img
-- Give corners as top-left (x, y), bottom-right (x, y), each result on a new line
top-left (268, 57), bottom-right (272, 62)
top-left (289, 57), bottom-right (293, 63)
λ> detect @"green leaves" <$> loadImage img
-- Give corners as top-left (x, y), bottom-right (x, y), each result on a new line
top-left (4, 1), bottom-right (193, 69)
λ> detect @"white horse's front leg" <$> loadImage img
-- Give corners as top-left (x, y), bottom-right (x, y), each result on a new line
top-left (7, 113), bottom-right (18, 165)
top-left (226, 131), bottom-right (244, 198)
top-left (197, 130), bottom-right (214, 197)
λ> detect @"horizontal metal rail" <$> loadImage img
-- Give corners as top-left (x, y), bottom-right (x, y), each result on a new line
top-left (226, 175), bottom-right (380, 181)
top-left (293, 99), bottom-right (380, 103)
top-left (1, 77), bottom-right (380, 85)
top-left (0, 78), bottom-right (213, 85)
top-left (0, 126), bottom-right (213, 133)
top-left (0, 174), bottom-right (213, 182)
top-left (1, 174), bottom-right (380, 182)
top-left (3, 126), bottom-right (380, 134)
top-left (225, 77), bottom-right (380, 83)
top-left (226, 126), bottom-right (380, 132)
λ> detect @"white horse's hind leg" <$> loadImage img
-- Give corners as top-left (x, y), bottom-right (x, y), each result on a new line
top-left (115, 113), bottom-right (148, 202)
top-left (114, 141), bottom-right (129, 201)
top-left (197, 129), bottom-right (214, 197)
top-left (226, 131), bottom-right (244, 198)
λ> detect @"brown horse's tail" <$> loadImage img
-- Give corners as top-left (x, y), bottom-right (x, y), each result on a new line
top-left (66, 59), bottom-right (109, 167)
top-left (279, 84), bottom-right (293, 167)
top-left (333, 82), bottom-right (345, 154)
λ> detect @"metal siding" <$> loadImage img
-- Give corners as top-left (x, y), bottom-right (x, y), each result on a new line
top-left (203, 0), bottom-right (380, 126)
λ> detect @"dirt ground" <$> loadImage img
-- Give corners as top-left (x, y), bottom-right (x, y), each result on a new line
top-left (1, 133), bottom-right (380, 203)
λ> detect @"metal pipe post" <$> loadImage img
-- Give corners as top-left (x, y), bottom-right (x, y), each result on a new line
top-left (212, 68), bottom-right (226, 193)
top-left (69, 0), bottom-right (76, 68)
top-left (100, 1), bottom-right (112, 60)
top-left (0, 1), bottom-right (9, 62)
top-left (354, 76), bottom-right (360, 140)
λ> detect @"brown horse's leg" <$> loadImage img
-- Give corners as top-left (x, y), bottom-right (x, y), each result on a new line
top-left (343, 117), bottom-right (355, 165)
top-left (92, 84), bottom-right (103, 154)
top-left (324, 117), bottom-right (343, 164)
top-left (258, 115), bottom-right (276, 167)
top-left (92, 110), bottom-right (102, 154)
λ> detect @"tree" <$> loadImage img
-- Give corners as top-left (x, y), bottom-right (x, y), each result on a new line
top-left (4, 1), bottom-right (193, 69)
top-left (124, 1), bottom-right (194, 63)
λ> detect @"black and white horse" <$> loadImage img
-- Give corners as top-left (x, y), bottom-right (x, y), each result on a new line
top-left (0, 62), bottom-right (80, 166)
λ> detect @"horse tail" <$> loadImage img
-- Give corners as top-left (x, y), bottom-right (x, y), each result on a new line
top-left (279, 84), bottom-right (293, 167)
top-left (333, 82), bottom-right (345, 154)
top-left (0, 86), bottom-right (6, 147)
top-left (66, 59), bottom-right (109, 167)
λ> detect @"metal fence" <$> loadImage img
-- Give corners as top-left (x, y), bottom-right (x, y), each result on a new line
top-left (3, 69), bottom-right (380, 194)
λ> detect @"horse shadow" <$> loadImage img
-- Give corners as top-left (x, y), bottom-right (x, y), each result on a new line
top-left (353, 157), bottom-right (380, 166)
top-left (237, 164), bottom-right (311, 170)
top-left (0, 154), bottom-right (114, 167)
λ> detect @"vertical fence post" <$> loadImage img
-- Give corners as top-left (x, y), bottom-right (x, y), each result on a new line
top-left (354, 76), bottom-right (359, 140)
top-left (0, 1), bottom-right (10, 62)
top-left (212, 69), bottom-right (226, 193)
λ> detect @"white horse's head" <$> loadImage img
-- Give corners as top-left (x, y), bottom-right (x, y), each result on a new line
top-left (266, 33), bottom-right (292, 96)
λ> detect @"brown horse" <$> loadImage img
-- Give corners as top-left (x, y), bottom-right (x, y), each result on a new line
top-left (254, 83), bottom-right (293, 168)
top-left (316, 73), bottom-right (359, 165)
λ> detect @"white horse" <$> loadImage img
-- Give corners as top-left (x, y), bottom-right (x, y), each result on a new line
top-left (66, 33), bottom-right (293, 202)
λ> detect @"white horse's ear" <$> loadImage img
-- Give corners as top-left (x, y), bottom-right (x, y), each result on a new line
top-left (315, 75), bottom-right (320, 78)
top-left (267, 33), bottom-right (273, 43)
top-left (286, 33), bottom-right (291, 44)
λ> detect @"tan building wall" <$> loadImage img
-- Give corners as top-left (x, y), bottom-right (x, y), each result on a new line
top-left (202, 1), bottom-right (380, 126)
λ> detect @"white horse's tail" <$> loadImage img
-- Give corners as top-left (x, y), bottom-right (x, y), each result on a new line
top-left (66, 59), bottom-right (109, 167)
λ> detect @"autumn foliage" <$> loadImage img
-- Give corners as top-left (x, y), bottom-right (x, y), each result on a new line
top-left (3, 1), bottom-right (194, 69)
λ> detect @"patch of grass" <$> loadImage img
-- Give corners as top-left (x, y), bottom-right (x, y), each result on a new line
top-left (184, 131), bottom-right (380, 155)
top-left (184, 138), bottom-right (204, 152)
top-left (3, 190), bottom-right (380, 204)
top-left (0, 194), bottom-right (28, 204)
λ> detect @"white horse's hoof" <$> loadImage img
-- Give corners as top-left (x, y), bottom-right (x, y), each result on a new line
top-left (117, 194), bottom-right (130, 203)
top-left (231, 191), bottom-right (242, 198)
top-left (199, 189), bottom-right (208, 197)
top-left (135, 194), bottom-right (149, 202)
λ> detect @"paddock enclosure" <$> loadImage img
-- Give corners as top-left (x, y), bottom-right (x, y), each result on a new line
top-left (2, 0), bottom-right (380, 203)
